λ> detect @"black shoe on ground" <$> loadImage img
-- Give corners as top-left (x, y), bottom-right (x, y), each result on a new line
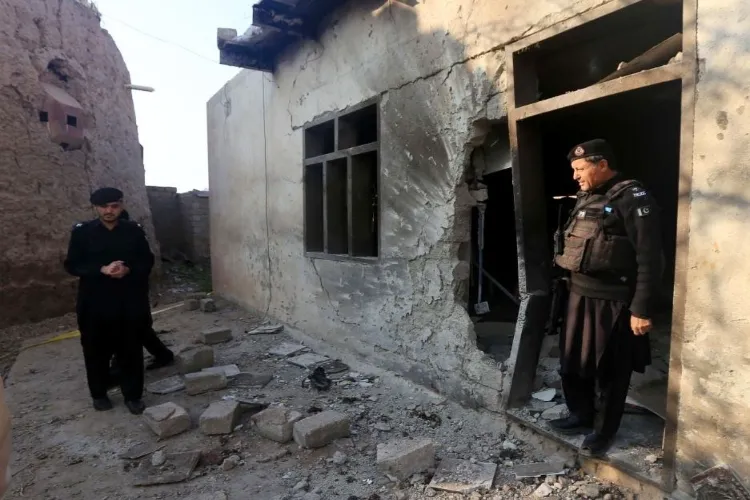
top-left (579, 432), bottom-right (614, 458)
top-left (125, 399), bottom-right (146, 415)
top-left (146, 354), bottom-right (175, 371)
top-left (93, 397), bottom-right (113, 411)
top-left (548, 415), bottom-right (594, 435)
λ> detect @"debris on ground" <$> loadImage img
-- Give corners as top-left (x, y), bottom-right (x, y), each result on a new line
top-left (246, 324), bottom-right (284, 335)
top-left (3, 297), bottom-right (636, 499)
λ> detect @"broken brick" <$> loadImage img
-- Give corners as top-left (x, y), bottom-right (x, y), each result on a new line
top-left (293, 411), bottom-right (350, 449)
top-left (143, 402), bottom-right (191, 438)
top-left (202, 327), bottom-right (232, 345)
top-left (177, 346), bottom-right (214, 374)
top-left (200, 401), bottom-right (241, 435)
top-left (184, 371), bottom-right (227, 395)
top-left (377, 438), bottom-right (435, 480)
top-left (251, 407), bottom-right (304, 443)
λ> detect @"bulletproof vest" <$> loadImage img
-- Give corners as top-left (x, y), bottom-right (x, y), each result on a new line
top-left (554, 180), bottom-right (639, 274)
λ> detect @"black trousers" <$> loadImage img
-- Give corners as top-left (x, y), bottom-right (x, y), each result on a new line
top-left (80, 314), bottom-right (145, 401)
top-left (561, 369), bottom-right (633, 438)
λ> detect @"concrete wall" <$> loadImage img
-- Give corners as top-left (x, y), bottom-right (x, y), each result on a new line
top-left (208, 0), bottom-right (615, 410)
top-left (147, 186), bottom-right (184, 260)
top-left (674, 0), bottom-right (750, 493)
top-left (0, 0), bottom-right (156, 328)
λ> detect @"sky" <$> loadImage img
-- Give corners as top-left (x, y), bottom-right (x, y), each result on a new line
top-left (95, 0), bottom-right (249, 192)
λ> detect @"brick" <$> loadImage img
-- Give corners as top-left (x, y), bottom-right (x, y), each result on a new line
top-left (202, 327), bottom-right (232, 345)
top-left (177, 346), bottom-right (215, 374)
top-left (184, 371), bottom-right (228, 395)
top-left (200, 298), bottom-right (217, 312)
top-left (184, 299), bottom-right (200, 311)
top-left (293, 411), bottom-right (350, 449)
top-left (200, 401), bottom-right (240, 435)
top-left (143, 402), bottom-right (191, 438)
top-left (251, 407), bottom-right (304, 443)
top-left (377, 438), bottom-right (435, 480)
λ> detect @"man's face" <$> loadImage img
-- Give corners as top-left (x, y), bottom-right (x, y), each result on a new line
top-left (571, 158), bottom-right (608, 192)
top-left (95, 201), bottom-right (123, 222)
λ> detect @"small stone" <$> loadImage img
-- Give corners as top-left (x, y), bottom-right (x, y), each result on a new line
top-left (579, 484), bottom-right (601, 498)
top-left (151, 450), bottom-right (166, 467)
top-left (532, 388), bottom-right (557, 402)
top-left (425, 488), bottom-right (437, 497)
top-left (185, 371), bottom-right (228, 395)
top-left (293, 411), bottom-right (350, 449)
top-left (200, 298), bottom-right (217, 312)
top-left (143, 403), bottom-right (191, 438)
top-left (203, 364), bottom-right (241, 378)
top-left (377, 438), bottom-right (435, 480)
top-left (332, 451), bottom-right (347, 465)
top-left (373, 422), bottom-right (392, 432)
top-left (177, 346), bottom-right (215, 374)
top-left (221, 454), bottom-right (240, 471)
top-left (146, 376), bottom-right (185, 395)
top-left (288, 353), bottom-right (329, 368)
top-left (184, 299), bottom-right (200, 311)
top-left (302, 494), bottom-right (321, 500)
top-left (541, 404), bottom-right (568, 420)
top-left (293, 480), bottom-right (309, 492)
top-left (268, 342), bottom-right (306, 357)
top-left (251, 407), bottom-right (304, 443)
top-left (604, 494), bottom-right (613, 500)
top-left (545, 475), bottom-right (556, 485)
top-left (645, 454), bottom-right (659, 464)
top-left (502, 440), bottom-right (518, 451)
top-left (534, 483), bottom-right (553, 497)
top-left (202, 327), bottom-right (233, 345)
top-left (200, 401), bottom-right (241, 435)
top-left (233, 372), bottom-right (273, 387)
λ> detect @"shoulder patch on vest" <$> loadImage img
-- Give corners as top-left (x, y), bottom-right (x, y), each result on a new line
top-left (636, 206), bottom-right (652, 217)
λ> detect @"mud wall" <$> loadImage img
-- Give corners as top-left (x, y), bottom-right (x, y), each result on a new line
top-left (208, 0), bottom-right (617, 410)
top-left (147, 186), bottom-right (184, 260)
top-left (0, 0), bottom-right (156, 327)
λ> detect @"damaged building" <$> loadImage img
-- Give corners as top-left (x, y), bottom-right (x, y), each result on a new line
top-left (208, 0), bottom-right (750, 497)
top-left (0, 0), bottom-right (156, 327)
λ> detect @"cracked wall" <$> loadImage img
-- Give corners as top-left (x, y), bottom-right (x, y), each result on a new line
top-left (207, 0), bottom-right (612, 410)
top-left (0, 0), bottom-right (156, 327)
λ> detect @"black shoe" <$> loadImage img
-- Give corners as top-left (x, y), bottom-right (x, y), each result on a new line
top-left (93, 397), bottom-right (113, 411)
top-left (579, 432), bottom-right (614, 458)
top-left (125, 399), bottom-right (146, 415)
top-left (548, 415), bottom-right (594, 435)
top-left (146, 354), bottom-right (175, 371)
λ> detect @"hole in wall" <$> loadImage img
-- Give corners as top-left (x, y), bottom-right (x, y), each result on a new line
top-left (46, 59), bottom-right (70, 83)
top-left (39, 111), bottom-right (49, 122)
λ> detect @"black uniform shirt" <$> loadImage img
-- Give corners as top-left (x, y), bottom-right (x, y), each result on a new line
top-left (570, 175), bottom-right (664, 318)
top-left (64, 219), bottom-right (154, 317)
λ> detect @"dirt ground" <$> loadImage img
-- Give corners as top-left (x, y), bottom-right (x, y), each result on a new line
top-left (2, 291), bottom-right (636, 500)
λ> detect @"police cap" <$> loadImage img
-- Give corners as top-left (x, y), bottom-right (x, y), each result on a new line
top-left (89, 187), bottom-right (123, 206)
top-left (567, 139), bottom-right (615, 164)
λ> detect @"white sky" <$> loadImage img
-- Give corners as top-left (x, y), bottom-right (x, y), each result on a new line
top-left (95, 0), bottom-right (250, 192)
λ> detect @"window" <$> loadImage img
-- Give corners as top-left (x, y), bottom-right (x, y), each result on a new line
top-left (66, 115), bottom-right (77, 127)
top-left (304, 100), bottom-right (379, 259)
top-left (39, 111), bottom-right (49, 123)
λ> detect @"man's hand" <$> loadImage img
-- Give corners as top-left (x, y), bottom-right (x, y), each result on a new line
top-left (630, 314), bottom-right (652, 336)
top-left (101, 261), bottom-right (125, 277)
top-left (109, 262), bottom-right (130, 279)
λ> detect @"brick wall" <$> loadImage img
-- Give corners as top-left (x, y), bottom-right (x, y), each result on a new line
top-left (147, 186), bottom-right (210, 263)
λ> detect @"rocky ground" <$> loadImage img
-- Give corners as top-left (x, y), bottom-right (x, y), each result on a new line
top-left (2, 268), bottom-right (636, 499)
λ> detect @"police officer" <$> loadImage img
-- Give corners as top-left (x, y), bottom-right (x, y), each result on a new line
top-left (64, 188), bottom-right (154, 414)
top-left (549, 139), bottom-right (663, 457)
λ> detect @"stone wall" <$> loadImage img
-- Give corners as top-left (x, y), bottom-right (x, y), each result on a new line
top-left (0, 0), bottom-right (156, 328)
top-left (147, 186), bottom-right (210, 263)
top-left (179, 190), bottom-right (210, 262)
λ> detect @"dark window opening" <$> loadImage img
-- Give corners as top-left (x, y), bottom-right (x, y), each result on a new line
top-left (304, 121), bottom-right (335, 159)
top-left (303, 100), bottom-right (379, 259)
top-left (326, 158), bottom-right (349, 254)
top-left (66, 115), bottom-right (77, 127)
top-left (39, 111), bottom-right (49, 123)
top-left (338, 104), bottom-right (378, 150)
top-left (47, 59), bottom-right (70, 83)
top-left (513, 0), bottom-right (683, 106)
top-left (60, 143), bottom-right (70, 150)
top-left (304, 163), bottom-right (324, 252)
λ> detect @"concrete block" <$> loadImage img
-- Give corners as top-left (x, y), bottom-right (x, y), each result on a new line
top-left (184, 299), bottom-right (200, 311)
top-left (251, 407), bottom-right (304, 443)
top-left (143, 402), bottom-right (191, 438)
top-left (202, 327), bottom-right (232, 345)
top-left (376, 438), bottom-right (435, 480)
top-left (293, 411), bottom-right (350, 449)
top-left (177, 346), bottom-right (214, 374)
top-left (200, 401), bottom-right (240, 435)
top-left (200, 298), bottom-right (217, 312)
top-left (184, 371), bottom-right (228, 395)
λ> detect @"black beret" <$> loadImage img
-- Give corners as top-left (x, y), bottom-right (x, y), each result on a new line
top-left (567, 139), bottom-right (615, 163)
top-left (90, 187), bottom-right (123, 206)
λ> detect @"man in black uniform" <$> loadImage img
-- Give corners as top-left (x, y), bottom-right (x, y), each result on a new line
top-left (549, 139), bottom-right (663, 457)
top-left (64, 188), bottom-right (154, 415)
